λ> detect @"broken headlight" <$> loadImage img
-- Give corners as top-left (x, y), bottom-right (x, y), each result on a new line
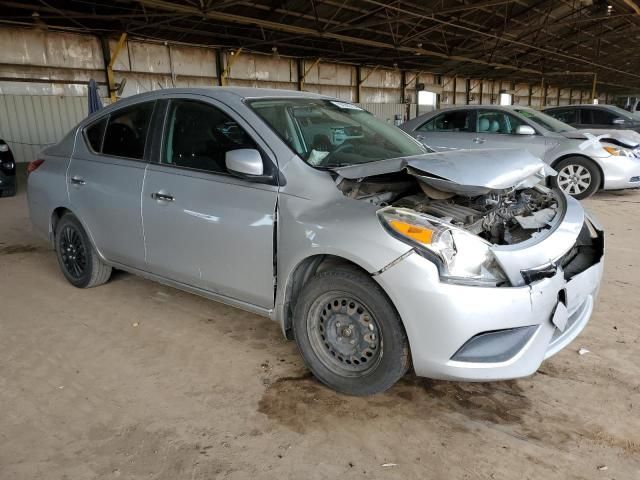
top-left (378, 207), bottom-right (507, 286)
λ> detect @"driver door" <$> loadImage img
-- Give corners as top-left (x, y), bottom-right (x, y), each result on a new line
top-left (470, 109), bottom-right (548, 159)
top-left (142, 96), bottom-right (279, 309)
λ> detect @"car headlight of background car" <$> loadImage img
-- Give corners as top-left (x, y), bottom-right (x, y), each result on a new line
top-left (377, 207), bottom-right (507, 286)
top-left (603, 145), bottom-right (635, 158)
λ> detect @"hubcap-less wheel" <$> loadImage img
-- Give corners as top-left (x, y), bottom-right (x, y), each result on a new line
top-left (60, 225), bottom-right (87, 279)
top-left (557, 164), bottom-right (592, 196)
top-left (307, 293), bottom-right (382, 376)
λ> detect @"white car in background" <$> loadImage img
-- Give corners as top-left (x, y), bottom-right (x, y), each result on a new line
top-left (401, 105), bottom-right (640, 199)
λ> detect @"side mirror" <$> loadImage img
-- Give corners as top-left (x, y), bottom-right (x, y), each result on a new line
top-left (612, 118), bottom-right (626, 125)
top-left (225, 149), bottom-right (264, 176)
top-left (515, 125), bottom-right (536, 135)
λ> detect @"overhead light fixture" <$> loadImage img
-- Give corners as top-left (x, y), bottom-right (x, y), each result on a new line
top-left (272, 46), bottom-right (280, 60)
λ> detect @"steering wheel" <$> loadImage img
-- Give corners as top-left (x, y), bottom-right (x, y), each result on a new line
top-left (331, 141), bottom-right (356, 156)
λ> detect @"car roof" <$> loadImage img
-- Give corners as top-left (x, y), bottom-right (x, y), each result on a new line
top-left (543, 104), bottom-right (617, 110)
top-left (116, 87), bottom-right (330, 102)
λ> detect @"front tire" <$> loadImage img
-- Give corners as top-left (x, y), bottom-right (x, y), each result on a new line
top-left (54, 213), bottom-right (112, 288)
top-left (551, 157), bottom-right (601, 200)
top-left (293, 267), bottom-right (410, 396)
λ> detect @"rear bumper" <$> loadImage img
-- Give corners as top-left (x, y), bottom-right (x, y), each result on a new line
top-left (599, 155), bottom-right (640, 190)
top-left (374, 220), bottom-right (604, 381)
top-left (0, 172), bottom-right (16, 194)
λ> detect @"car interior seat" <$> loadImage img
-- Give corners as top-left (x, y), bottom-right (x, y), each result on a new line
top-left (478, 117), bottom-right (490, 132)
top-left (489, 120), bottom-right (500, 132)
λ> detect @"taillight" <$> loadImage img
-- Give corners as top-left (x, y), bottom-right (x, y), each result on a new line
top-left (27, 159), bottom-right (45, 175)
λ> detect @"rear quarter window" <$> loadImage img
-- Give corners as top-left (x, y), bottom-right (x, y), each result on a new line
top-left (84, 117), bottom-right (107, 153)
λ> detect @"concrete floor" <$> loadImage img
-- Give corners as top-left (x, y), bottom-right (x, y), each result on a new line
top-left (1, 174), bottom-right (639, 480)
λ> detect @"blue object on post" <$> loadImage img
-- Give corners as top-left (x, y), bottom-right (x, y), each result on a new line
top-left (87, 79), bottom-right (103, 115)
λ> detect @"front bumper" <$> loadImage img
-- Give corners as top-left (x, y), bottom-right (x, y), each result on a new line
top-left (374, 225), bottom-right (604, 381)
top-left (599, 154), bottom-right (640, 190)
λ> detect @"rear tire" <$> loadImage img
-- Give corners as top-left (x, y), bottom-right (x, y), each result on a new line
top-left (551, 157), bottom-right (601, 200)
top-left (54, 213), bottom-right (112, 288)
top-left (293, 267), bottom-right (410, 396)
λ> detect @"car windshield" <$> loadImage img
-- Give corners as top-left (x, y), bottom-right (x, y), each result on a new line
top-left (607, 105), bottom-right (638, 121)
top-left (248, 98), bottom-right (427, 167)
top-left (514, 108), bottom-right (576, 133)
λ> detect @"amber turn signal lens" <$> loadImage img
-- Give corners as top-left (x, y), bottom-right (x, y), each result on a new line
top-left (389, 219), bottom-right (434, 244)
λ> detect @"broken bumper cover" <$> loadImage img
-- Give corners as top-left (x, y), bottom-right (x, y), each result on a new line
top-left (374, 229), bottom-right (604, 381)
top-left (600, 154), bottom-right (640, 190)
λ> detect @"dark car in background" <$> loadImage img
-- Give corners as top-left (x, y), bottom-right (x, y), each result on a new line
top-left (543, 104), bottom-right (640, 133)
top-left (0, 139), bottom-right (16, 197)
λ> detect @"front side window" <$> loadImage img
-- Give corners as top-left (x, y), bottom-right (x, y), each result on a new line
top-left (162, 100), bottom-right (257, 174)
top-left (547, 108), bottom-right (578, 124)
top-left (589, 108), bottom-right (618, 125)
top-left (102, 102), bottom-right (155, 160)
top-left (419, 110), bottom-right (472, 133)
top-left (476, 110), bottom-right (528, 134)
top-left (248, 98), bottom-right (426, 168)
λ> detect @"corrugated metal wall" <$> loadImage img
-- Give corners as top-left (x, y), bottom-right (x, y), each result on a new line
top-left (0, 94), bottom-right (87, 163)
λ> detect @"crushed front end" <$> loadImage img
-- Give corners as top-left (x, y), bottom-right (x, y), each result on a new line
top-left (333, 150), bottom-right (604, 380)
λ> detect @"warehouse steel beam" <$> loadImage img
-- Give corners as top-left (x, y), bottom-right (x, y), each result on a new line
top-left (136, 0), bottom-right (545, 76)
top-left (300, 58), bottom-right (321, 92)
top-left (220, 48), bottom-right (242, 87)
top-left (107, 32), bottom-right (127, 103)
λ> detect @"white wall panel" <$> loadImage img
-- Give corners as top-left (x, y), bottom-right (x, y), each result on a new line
top-left (0, 94), bottom-right (87, 163)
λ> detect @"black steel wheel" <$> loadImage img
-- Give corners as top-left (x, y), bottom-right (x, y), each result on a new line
top-left (293, 267), bottom-right (410, 396)
top-left (54, 213), bottom-right (112, 288)
top-left (307, 293), bottom-right (382, 376)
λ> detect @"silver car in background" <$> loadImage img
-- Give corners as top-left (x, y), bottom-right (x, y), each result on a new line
top-left (27, 88), bottom-right (604, 395)
top-left (401, 105), bottom-right (640, 199)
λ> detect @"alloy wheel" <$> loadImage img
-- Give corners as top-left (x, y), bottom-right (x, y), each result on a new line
top-left (557, 164), bottom-right (592, 196)
top-left (60, 225), bottom-right (87, 279)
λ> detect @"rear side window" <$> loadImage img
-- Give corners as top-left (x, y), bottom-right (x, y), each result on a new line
top-left (102, 102), bottom-right (155, 160)
top-left (85, 117), bottom-right (107, 152)
top-left (418, 110), bottom-right (472, 132)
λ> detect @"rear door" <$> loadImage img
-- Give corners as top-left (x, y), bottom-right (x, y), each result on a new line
top-left (411, 109), bottom-right (476, 151)
top-left (68, 101), bottom-right (156, 269)
top-left (141, 96), bottom-right (278, 309)
top-left (470, 109), bottom-right (548, 158)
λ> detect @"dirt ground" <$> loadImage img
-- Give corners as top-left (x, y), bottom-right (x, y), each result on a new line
top-left (1, 174), bottom-right (639, 480)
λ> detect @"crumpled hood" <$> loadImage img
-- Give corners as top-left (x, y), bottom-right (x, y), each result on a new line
top-left (332, 148), bottom-right (554, 196)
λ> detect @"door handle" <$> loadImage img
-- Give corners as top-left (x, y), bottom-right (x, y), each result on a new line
top-left (70, 175), bottom-right (86, 185)
top-left (151, 192), bottom-right (175, 202)
top-left (473, 137), bottom-right (486, 144)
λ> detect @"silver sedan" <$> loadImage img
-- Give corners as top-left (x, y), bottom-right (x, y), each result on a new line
top-left (401, 105), bottom-right (640, 199)
top-left (27, 88), bottom-right (603, 395)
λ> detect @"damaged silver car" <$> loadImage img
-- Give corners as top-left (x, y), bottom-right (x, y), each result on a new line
top-left (27, 88), bottom-right (604, 395)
